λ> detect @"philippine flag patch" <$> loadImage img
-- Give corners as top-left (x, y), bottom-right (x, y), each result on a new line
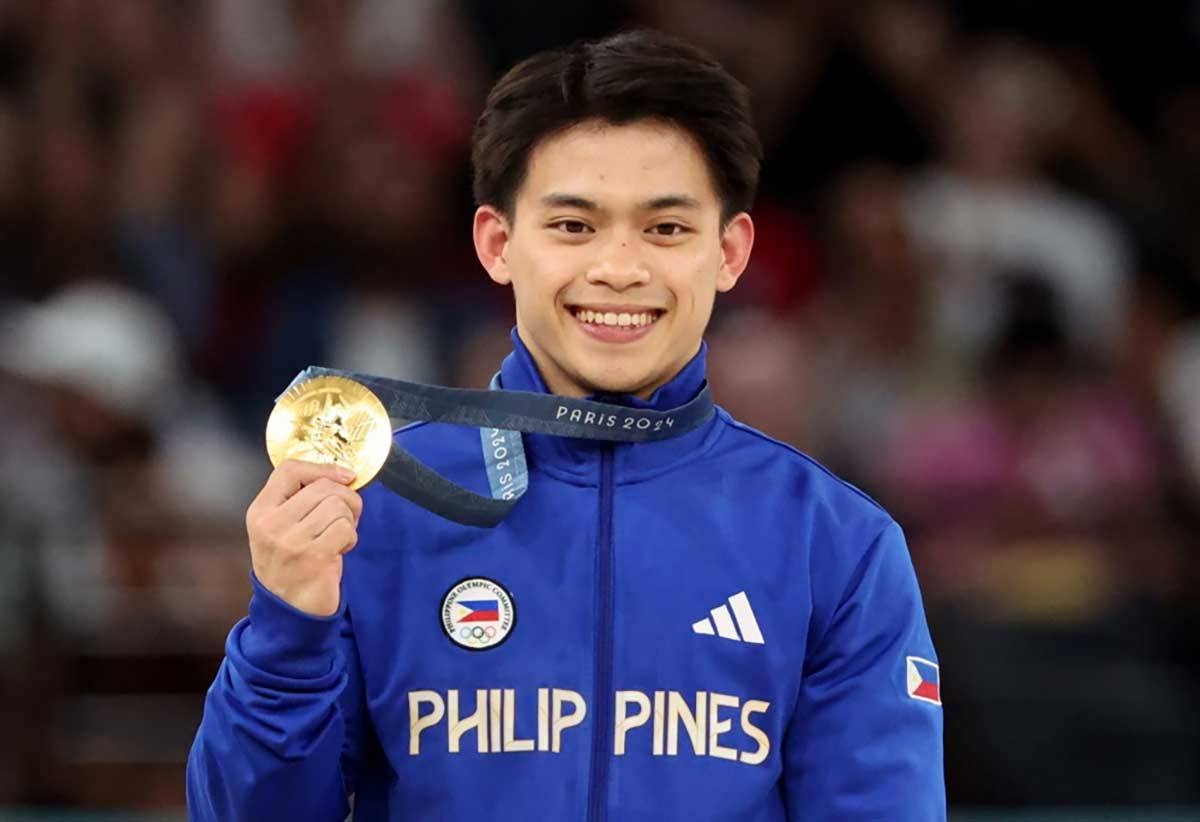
top-left (441, 577), bottom-right (516, 651)
top-left (906, 656), bottom-right (941, 705)
top-left (457, 599), bottom-right (500, 623)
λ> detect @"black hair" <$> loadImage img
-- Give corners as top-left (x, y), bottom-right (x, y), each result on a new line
top-left (471, 29), bottom-right (762, 224)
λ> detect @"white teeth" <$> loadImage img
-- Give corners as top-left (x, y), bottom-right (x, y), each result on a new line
top-left (574, 308), bottom-right (660, 327)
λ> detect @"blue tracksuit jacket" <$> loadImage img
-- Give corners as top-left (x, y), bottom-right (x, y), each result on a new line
top-left (187, 333), bottom-right (945, 820)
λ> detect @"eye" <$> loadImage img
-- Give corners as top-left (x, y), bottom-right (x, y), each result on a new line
top-left (550, 219), bottom-right (593, 234)
top-left (649, 222), bottom-right (688, 237)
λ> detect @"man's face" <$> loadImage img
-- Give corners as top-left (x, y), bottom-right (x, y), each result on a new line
top-left (474, 119), bottom-right (754, 398)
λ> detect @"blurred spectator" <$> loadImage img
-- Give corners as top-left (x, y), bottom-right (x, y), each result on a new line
top-left (882, 275), bottom-right (1166, 603)
top-left (212, 0), bottom-right (483, 91)
top-left (906, 38), bottom-right (1131, 370)
top-left (788, 162), bottom-right (938, 486)
top-left (0, 282), bottom-right (258, 804)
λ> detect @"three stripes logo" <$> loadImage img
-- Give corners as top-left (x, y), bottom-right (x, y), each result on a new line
top-left (691, 591), bottom-right (764, 645)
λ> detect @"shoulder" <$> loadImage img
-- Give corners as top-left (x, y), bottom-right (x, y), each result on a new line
top-left (710, 409), bottom-right (914, 635)
top-left (713, 406), bottom-right (893, 527)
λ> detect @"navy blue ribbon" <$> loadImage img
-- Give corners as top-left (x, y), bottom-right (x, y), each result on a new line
top-left (282, 367), bottom-right (714, 527)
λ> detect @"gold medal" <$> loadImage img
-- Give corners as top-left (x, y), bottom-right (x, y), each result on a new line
top-left (265, 375), bottom-right (393, 490)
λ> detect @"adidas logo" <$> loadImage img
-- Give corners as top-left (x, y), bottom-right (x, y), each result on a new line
top-left (691, 591), bottom-right (764, 644)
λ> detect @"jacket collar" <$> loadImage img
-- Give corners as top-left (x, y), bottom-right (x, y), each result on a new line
top-left (496, 328), bottom-right (717, 482)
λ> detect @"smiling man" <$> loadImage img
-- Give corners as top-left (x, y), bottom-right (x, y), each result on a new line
top-left (474, 118), bottom-right (753, 401)
top-left (188, 30), bottom-right (945, 821)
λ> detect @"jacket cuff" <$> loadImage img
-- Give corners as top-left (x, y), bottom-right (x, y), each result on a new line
top-left (235, 572), bottom-right (345, 680)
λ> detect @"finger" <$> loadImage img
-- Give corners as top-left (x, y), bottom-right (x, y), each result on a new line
top-left (297, 495), bottom-right (357, 539)
top-left (258, 460), bottom-right (356, 507)
top-left (313, 517), bottom-right (359, 555)
top-left (276, 478), bottom-right (362, 525)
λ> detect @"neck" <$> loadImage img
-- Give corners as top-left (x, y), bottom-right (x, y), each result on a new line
top-left (502, 327), bottom-right (709, 413)
top-left (541, 367), bottom-right (668, 402)
top-left (519, 334), bottom-right (698, 401)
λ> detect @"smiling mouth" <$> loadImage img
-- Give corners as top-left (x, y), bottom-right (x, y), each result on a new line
top-left (569, 307), bottom-right (664, 328)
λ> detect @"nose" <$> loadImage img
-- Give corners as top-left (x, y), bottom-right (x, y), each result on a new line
top-left (586, 235), bottom-right (651, 291)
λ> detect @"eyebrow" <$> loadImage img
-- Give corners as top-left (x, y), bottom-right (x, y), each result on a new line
top-left (538, 193), bottom-right (703, 211)
top-left (540, 193), bottom-right (601, 211)
top-left (642, 194), bottom-right (702, 211)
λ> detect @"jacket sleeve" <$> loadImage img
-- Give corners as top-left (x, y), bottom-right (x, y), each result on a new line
top-left (186, 574), bottom-right (371, 821)
top-left (783, 521), bottom-right (946, 820)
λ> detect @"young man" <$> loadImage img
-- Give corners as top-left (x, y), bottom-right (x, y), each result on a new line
top-left (188, 30), bottom-right (945, 820)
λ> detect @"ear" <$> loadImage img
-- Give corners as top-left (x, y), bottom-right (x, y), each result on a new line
top-left (474, 205), bottom-right (513, 286)
top-left (716, 212), bottom-right (754, 293)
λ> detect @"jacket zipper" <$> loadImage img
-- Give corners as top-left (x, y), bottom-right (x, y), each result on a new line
top-left (587, 444), bottom-right (616, 822)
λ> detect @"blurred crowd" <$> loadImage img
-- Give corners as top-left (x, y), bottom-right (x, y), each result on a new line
top-left (0, 0), bottom-right (1197, 810)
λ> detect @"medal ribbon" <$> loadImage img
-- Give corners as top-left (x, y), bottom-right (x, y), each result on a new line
top-left (280, 366), bottom-right (715, 527)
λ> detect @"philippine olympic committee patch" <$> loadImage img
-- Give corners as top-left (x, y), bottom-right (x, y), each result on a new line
top-left (440, 577), bottom-right (516, 651)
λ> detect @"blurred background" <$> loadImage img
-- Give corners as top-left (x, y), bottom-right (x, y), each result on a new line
top-left (0, 0), bottom-right (1197, 818)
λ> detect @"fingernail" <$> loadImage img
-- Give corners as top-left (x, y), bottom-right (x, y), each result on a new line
top-left (337, 466), bottom-right (357, 482)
